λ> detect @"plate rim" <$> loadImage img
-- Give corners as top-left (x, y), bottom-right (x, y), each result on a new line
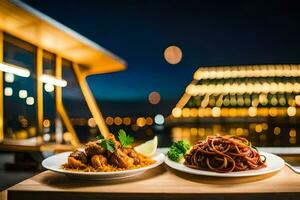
top-left (42, 151), bottom-right (165, 176)
top-left (164, 151), bottom-right (285, 177)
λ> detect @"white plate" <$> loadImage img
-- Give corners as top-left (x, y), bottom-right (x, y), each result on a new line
top-left (165, 152), bottom-right (284, 177)
top-left (42, 151), bottom-right (165, 180)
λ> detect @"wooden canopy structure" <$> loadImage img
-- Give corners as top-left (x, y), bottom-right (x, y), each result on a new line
top-left (0, 0), bottom-right (126, 147)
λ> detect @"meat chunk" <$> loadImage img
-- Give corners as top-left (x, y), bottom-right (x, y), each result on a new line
top-left (69, 150), bottom-right (87, 164)
top-left (122, 148), bottom-right (140, 165)
top-left (85, 141), bottom-right (105, 157)
top-left (109, 149), bottom-right (134, 168)
top-left (91, 155), bottom-right (108, 168)
top-left (67, 150), bottom-right (87, 169)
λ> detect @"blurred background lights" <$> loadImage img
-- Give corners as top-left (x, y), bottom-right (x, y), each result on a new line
top-left (172, 107), bottom-right (182, 118)
top-left (5, 73), bottom-right (14, 83)
top-left (136, 117), bottom-right (146, 127)
top-left (114, 117), bottom-right (122, 126)
top-left (43, 119), bottom-right (51, 128)
top-left (164, 45), bottom-right (182, 64)
top-left (145, 117), bottom-right (153, 126)
top-left (211, 107), bottom-right (221, 117)
top-left (105, 116), bottom-right (114, 126)
top-left (154, 114), bottom-right (164, 125)
top-left (148, 91), bottom-right (161, 104)
top-left (123, 117), bottom-right (131, 126)
top-left (4, 87), bottom-right (13, 96)
top-left (19, 90), bottom-right (28, 99)
top-left (87, 118), bottom-right (97, 128)
top-left (26, 97), bottom-right (34, 105)
top-left (248, 107), bottom-right (257, 117)
top-left (287, 106), bottom-right (296, 117)
top-left (274, 127), bottom-right (281, 135)
top-left (44, 83), bottom-right (55, 92)
top-left (43, 133), bottom-right (51, 142)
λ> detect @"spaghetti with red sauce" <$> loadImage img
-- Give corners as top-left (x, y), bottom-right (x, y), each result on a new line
top-left (184, 136), bottom-right (266, 173)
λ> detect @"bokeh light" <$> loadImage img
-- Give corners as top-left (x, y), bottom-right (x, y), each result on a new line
top-left (26, 97), bottom-right (34, 105)
top-left (4, 87), bottom-right (13, 96)
top-left (19, 90), bottom-right (28, 99)
top-left (44, 83), bottom-right (55, 93)
top-left (154, 114), bottom-right (164, 125)
top-left (136, 117), bottom-right (146, 127)
top-left (88, 118), bottom-right (97, 128)
top-left (164, 45), bottom-right (183, 64)
top-left (148, 91), bottom-right (161, 104)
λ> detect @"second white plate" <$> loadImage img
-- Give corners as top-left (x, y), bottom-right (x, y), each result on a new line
top-left (165, 152), bottom-right (284, 177)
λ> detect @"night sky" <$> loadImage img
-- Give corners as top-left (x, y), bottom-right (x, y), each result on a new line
top-left (23, 0), bottom-right (300, 103)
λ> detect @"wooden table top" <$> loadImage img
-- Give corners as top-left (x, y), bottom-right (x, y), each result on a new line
top-left (7, 164), bottom-right (300, 200)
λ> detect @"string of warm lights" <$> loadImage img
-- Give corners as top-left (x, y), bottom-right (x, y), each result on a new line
top-left (71, 115), bottom-right (165, 128)
top-left (171, 125), bottom-right (297, 145)
top-left (172, 106), bottom-right (299, 118)
top-left (186, 81), bottom-right (300, 96)
top-left (193, 65), bottom-right (300, 80)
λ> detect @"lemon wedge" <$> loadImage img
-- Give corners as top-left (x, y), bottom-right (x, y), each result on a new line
top-left (134, 136), bottom-right (158, 157)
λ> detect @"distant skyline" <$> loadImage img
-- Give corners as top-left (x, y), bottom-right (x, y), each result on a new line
top-left (23, 0), bottom-right (300, 102)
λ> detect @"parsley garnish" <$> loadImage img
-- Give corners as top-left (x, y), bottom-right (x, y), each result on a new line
top-left (118, 129), bottom-right (134, 147)
top-left (96, 134), bottom-right (115, 152)
top-left (96, 134), bottom-right (104, 140)
top-left (100, 139), bottom-right (115, 153)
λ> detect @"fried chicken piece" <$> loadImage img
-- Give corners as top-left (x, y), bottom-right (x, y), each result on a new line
top-left (122, 148), bottom-right (141, 165)
top-left (109, 149), bottom-right (134, 168)
top-left (69, 150), bottom-right (87, 164)
top-left (85, 141), bottom-right (105, 157)
top-left (67, 150), bottom-right (87, 169)
top-left (91, 154), bottom-right (108, 168)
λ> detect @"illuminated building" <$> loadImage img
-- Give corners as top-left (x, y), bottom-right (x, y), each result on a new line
top-left (0, 0), bottom-right (126, 147)
top-left (172, 65), bottom-right (300, 119)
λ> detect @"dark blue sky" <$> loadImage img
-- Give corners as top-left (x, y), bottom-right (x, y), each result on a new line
top-left (23, 0), bottom-right (300, 102)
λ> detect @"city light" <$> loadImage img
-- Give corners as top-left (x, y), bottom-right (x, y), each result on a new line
top-left (287, 106), bottom-right (296, 117)
top-left (105, 116), bottom-right (114, 126)
top-left (19, 90), bottom-right (28, 99)
top-left (4, 87), bottom-right (13, 96)
top-left (87, 118), bottom-right (97, 128)
top-left (145, 117), bottom-right (153, 126)
top-left (211, 107), bottom-right (221, 117)
top-left (185, 81), bottom-right (300, 96)
top-left (113, 117), bottom-right (122, 126)
top-left (274, 127), bottom-right (281, 135)
top-left (43, 119), bottom-right (51, 128)
top-left (44, 83), bottom-right (55, 92)
top-left (172, 107), bottom-right (182, 118)
top-left (43, 133), bottom-right (51, 141)
top-left (5, 73), bottom-right (14, 83)
top-left (193, 65), bottom-right (300, 80)
top-left (154, 114), bottom-right (164, 125)
top-left (136, 117), bottom-right (146, 127)
top-left (248, 107), bottom-right (257, 117)
top-left (148, 91), bottom-right (161, 104)
top-left (40, 74), bottom-right (67, 87)
top-left (26, 97), bottom-right (34, 105)
top-left (0, 63), bottom-right (30, 77)
top-left (123, 117), bottom-right (131, 126)
top-left (164, 45), bottom-right (183, 64)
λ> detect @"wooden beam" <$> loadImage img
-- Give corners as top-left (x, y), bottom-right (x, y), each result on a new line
top-left (55, 56), bottom-right (79, 146)
top-left (0, 31), bottom-right (4, 143)
top-left (73, 63), bottom-right (109, 138)
top-left (36, 47), bottom-right (43, 138)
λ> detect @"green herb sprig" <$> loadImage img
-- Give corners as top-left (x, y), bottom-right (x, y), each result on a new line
top-left (96, 134), bottom-right (115, 153)
top-left (118, 129), bottom-right (134, 147)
